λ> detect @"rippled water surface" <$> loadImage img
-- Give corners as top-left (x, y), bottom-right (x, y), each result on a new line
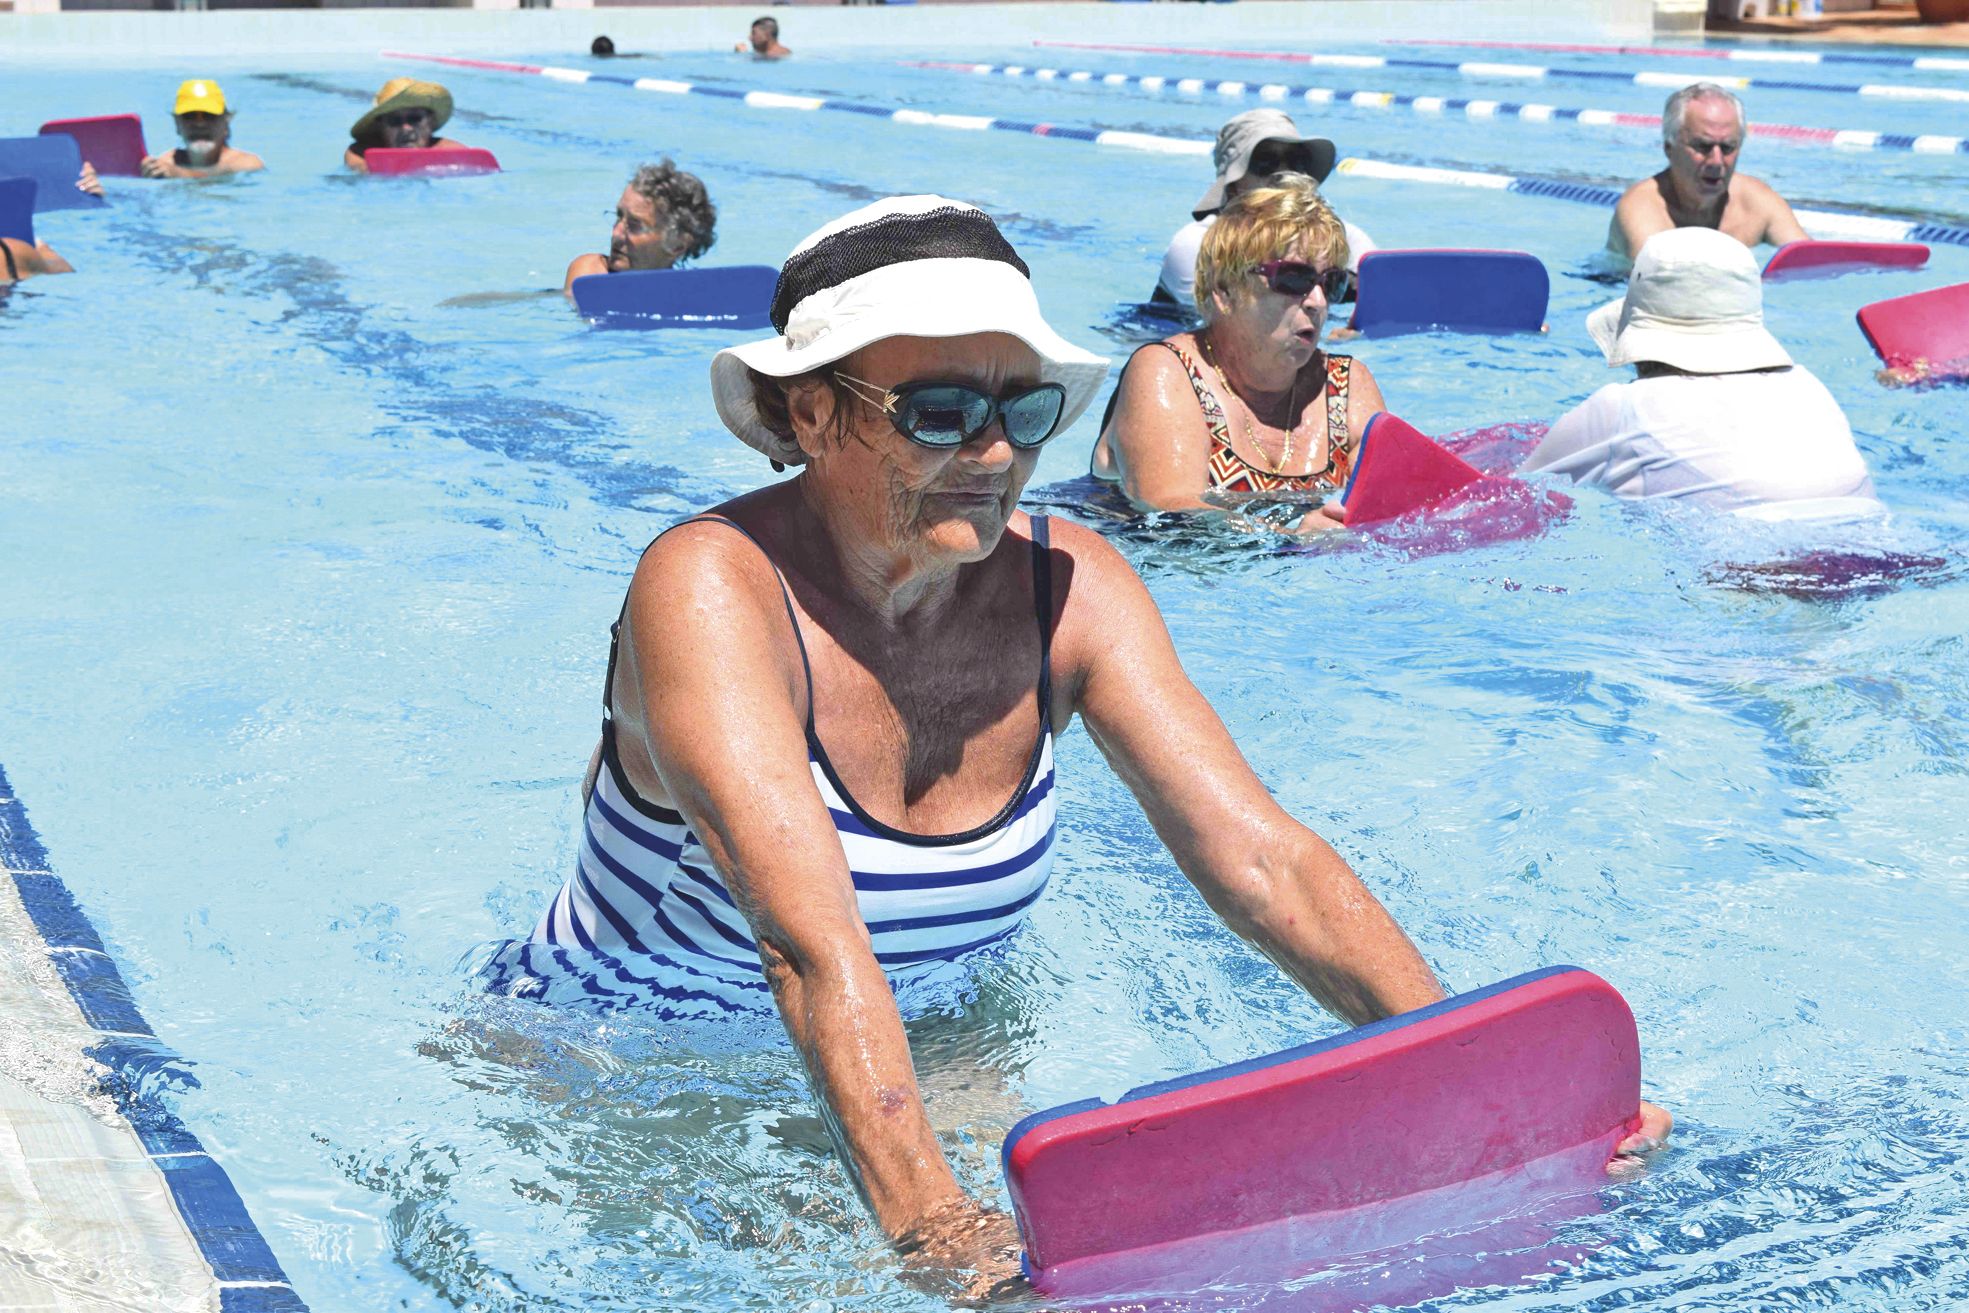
top-left (3, 32), bottom-right (1968, 1313)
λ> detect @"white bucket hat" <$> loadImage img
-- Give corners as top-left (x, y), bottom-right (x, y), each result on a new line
top-left (1586, 226), bottom-right (1792, 374)
top-left (711, 196), bottom-right (1111, 466)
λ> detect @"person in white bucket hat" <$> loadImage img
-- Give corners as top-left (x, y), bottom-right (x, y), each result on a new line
top-left (1524, 227), bottom-right (1876, 518)
top-left (483, 197), bottom-right (1661, 1293)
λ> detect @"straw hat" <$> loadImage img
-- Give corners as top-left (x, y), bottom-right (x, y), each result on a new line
top-left (1587, 227), bottom-right (1792, 374)
top-left (1193, 110), bottom-right (1336, 219)
top-left (711, 196), bottom-right (1111, 466)
top-left (350, 78), bottom-right (453, 142)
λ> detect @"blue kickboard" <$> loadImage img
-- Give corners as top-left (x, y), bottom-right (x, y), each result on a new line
top-left (1349, 249), bottom-right (1548, 337)
top-left (0, 177), bottom-right (35, 244)
top-left (571, 264), bottom-right (777, 329)
top-left (0, 135), bottom-right (107, 213)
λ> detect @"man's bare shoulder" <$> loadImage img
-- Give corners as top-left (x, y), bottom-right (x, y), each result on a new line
top-left (1731, 172), bottom-right (1789, 211)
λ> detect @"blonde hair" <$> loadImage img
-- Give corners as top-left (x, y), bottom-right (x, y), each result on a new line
top-left (1193, 174), bottom-right (1349, 323)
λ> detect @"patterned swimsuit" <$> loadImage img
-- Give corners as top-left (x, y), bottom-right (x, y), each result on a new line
top-left (1164, 341), bottom-right (1357, 498)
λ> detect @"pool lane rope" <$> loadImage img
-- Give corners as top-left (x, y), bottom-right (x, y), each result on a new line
top-left (1386, 38), bottom-right (1969, 74)
top-left (0, 762), bottom-right (309, 1311)
top-left (1027, 40), bottom-right (1969, 104)
top-left (378, 52), bottom-right (1969, 249)
top-left (906, 59), bottom-right (1969, 156)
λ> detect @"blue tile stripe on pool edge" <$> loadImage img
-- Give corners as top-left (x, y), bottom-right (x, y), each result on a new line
top-left (0, 760), bottom-right (308, 1309)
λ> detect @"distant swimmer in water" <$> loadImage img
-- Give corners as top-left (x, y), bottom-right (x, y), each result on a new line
top-left (562, 161), bottom-right (717, 296)
top-left (1154, 109), bottom-right (1374, 315)
top-left (1605, 83), bottom-right (1806, 272)
top-left (140, 80), bottom-right (264, 179)
top-left (1, 235), bottom-right (74, 285)
top-left (735, 15), bottom-right (790, 59)
top-left (1526, 228), bottom-right (1877, 520)
top-left (591, 35), bottom-right (616, 56)
top-left (1096, 175), bottom-right (1384, 533)
top-left (344, 79), bottom-right (468, 174)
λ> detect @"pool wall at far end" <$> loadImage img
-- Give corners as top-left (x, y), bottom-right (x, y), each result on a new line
top-left (0, 0), bottom-right (1660, 61)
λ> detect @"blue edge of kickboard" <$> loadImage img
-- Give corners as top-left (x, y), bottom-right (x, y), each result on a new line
top-left (0, 176), bottom-right (35, 246)
top-left (571, 265), bottom-right (777, 329)
top-left (0, 762), bottom-right (308, 1312)
top-left (1001, 963), bottom-right (1586, 1278)
top-left (0, 135), bottom-right (109, 214)
top-left (1350, 251), bottom-right (1549, 337)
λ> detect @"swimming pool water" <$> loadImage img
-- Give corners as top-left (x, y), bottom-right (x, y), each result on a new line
top-left (4, 33), bottom-right (1969, 1312)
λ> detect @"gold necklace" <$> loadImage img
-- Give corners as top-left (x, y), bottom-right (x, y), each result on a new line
top-left (1201, 331), bottom-right (1302, 475)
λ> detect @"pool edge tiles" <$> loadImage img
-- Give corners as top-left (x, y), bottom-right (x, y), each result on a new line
top-left (0, 761), bottom-right (308, 1313)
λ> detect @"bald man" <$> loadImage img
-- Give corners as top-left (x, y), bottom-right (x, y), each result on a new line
top-left (1606, 82), bottom-right (1806, 270)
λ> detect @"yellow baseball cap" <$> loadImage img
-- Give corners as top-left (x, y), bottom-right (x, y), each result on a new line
top-left (173, 80), bottom-right (227, 116)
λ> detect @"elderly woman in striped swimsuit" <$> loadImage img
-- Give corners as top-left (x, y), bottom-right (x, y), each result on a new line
top-left (489, 196), bottom-right (1666, 1295)
top-left (1091, 174), bottom-right (1383, 532)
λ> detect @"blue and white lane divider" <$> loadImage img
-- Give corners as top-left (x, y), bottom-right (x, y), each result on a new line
top-left (0, 763), bottom-right (307, 1313)
top-left (379, 51), bottom-right (1207, 156)
top-left (1386, 38), bottom-right (1969, 74)
top-left (378, 51), bottom-right (1969, 250)
top-left (907, 60), bottom-right (1969, 156)
top-left (1028, 39), bottom-right (1969, 104)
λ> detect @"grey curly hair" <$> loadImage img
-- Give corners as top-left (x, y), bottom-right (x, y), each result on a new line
top-left (629, 159), bottom-right (717, 264)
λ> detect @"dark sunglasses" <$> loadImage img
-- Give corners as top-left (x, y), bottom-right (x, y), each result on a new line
top-left (1251, 260), bottom-right (1354, 302)
top-left (1248, 143), bottom-right (1312, 177)
top-left (380, 110), bottom-right (432, 130)
top-left (834, 372), bottom-right (1068, 450)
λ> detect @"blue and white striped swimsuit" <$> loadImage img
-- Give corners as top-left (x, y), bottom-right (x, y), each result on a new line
top-left (486, 515), bottom-right (1059, 1014)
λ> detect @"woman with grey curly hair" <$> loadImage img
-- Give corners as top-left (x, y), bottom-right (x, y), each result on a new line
top-left (562, 159), bottom-right (718, 294)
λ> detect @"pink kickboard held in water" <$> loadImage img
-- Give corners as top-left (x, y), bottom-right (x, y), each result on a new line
top-left (1003, 966), bottom-right (1641, 1299)
top-left (1762, 241), bottom-right (1929, 283)
top-left (38, 115), bottom-right (147, 177)
top-left (1857, 280), bottom-right (1969, 377)
top-left (364, 146), bottom-right (501, 177)
top-left (1340, 412), bottom-right (1484, 527)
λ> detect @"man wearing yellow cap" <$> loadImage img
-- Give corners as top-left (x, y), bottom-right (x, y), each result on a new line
top-left (140, 80), bottom-right (263, 179)
top-left (344, 78), bottom-right (469, 173)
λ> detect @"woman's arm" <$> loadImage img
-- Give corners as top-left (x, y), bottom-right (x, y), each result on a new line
top-left (1103, 343), bottom-right (1218, 514)
top-left (1052, 520), bottom-right (1443, 1022)
top-left (343, 145), bottom-right (369, 174)
top-left (615, 526), bottom-right (1013, 1282)
top-left (1343, 355), bottom-right (1388, 447)
top-left (563, 253), bottom-right (607, 296)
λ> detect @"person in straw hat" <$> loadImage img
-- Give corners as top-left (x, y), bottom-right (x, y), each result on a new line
top-left (344, 78), bottom-right (469, 173)
top-left (1525, 226), bottom-right (1876, 518)
top-left (483, 196), bottom-right (1672, 1292)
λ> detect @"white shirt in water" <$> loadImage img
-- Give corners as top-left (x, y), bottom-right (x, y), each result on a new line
top-left (1521, 366), bottom-right (1882, 520)
top-left (1156, 214), bottom-right (1377, 310)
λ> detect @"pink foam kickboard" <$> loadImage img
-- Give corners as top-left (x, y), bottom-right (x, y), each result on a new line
top-left (38, 115), bottom-right (147, 177)
top-left (1857, 280), bottom-right (1969, 375)
top-left (1003, 967), bottom-right (1642, 1299)
top-left (1340, 412), bottom-right (1484, 526)
top-left (1763, 240), bottom-right (1930, 282)
top-left (364, 146), bottom-right (501, 177)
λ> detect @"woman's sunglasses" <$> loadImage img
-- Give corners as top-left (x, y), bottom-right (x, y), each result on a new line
top-left (834, 372), bottom-right (1068, 450)
top-left (1251, 261), bottom-right (1354, 303)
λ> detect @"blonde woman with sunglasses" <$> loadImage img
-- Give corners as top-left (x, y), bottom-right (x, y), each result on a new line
top-left (1093, 175), bottom-right (1387, 532)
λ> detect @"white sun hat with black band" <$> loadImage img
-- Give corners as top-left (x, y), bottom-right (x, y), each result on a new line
top-left (711, 195), bottom-right (1111, 466)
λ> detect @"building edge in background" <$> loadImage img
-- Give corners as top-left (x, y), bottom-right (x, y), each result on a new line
top-left (0, 0), bottom-right (1662, 51)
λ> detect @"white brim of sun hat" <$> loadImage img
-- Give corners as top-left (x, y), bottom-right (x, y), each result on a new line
top-left (712, 196), bottom-right (1111, 466)
top-left (1586, 227), bottom-right (1792, 374)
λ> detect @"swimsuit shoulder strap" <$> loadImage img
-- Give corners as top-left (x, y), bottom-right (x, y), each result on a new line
top-left (1160, 338), bottom-right (1231, 435)
top-left (602, 514), bottom-right (816, 728)
top-left (1324, 353), bottom-right (1354, 457)
top-left (1, 240), bottom-right (17, 283)
top-left (1029, 514), bottom-right (1054, 722)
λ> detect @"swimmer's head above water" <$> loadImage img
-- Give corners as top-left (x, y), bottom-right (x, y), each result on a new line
top-left (350, 78), bottom-right (453, 151)
top-left (1195, 109), bottom-right (1337, 220)
top-left (608, 161), bottom-right (716, 273)
top-left (1660, 83), bottom-right (1748, 210)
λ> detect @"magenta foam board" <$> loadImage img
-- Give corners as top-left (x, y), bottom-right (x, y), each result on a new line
top-left (38, 115), bottom-right (147, 177)
top-left (1857, 280), bottom-right (1969, 375)
top-left (1003, 966), bottom-right (1641, 1298)
top-left (363, 146), bottom-right (500, 177)
top-left (1763, 240), bottom-right (1930, 282)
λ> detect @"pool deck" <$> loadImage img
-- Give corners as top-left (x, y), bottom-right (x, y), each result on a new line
top-left (0, 767), bottom-right (305, 1312)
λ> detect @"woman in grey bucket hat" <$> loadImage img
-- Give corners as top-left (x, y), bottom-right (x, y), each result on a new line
top-left (497, 194), bottom-right (1508, 1293)
top-left (1154, 108), bottom-right (1376, 311)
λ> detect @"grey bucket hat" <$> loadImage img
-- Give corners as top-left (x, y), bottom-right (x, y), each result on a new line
top-left (1193, 109), bottom-right (1337, 219)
